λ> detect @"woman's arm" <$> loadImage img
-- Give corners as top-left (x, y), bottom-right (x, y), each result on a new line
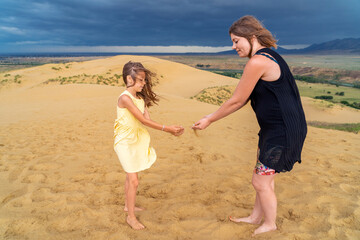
top-left (119, 95), bottom-right (183, 134)
top-left (193, 57), bottom-right (266, 130)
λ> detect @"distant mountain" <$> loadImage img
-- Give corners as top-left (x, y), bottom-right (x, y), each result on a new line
top-left (215, 38), bottom-right (360, 55)
top-left (276, 38), bottom-right (360, 55)
top-left (212, 50), bottom-right (237, 55)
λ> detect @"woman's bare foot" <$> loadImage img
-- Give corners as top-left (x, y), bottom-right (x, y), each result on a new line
top-left (126, 216), bottom-right (145, 230)
top-left (252, 223), bottom-right (277, 236)
top-left (124, 206), bottom-right (145, 212)
top-left (228, 216), bottom-right (262, 224)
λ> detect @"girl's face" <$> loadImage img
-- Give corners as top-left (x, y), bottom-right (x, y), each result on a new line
top-left (130, 71), bottom-right (146, 93)
top-left (230, 33), bottom-right (251, 58)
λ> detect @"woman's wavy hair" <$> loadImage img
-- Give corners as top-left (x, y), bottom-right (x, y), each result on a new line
top-left (229, 15), bottom-right (277, 58)
top-left (122, 61), bottom-right (159, 107)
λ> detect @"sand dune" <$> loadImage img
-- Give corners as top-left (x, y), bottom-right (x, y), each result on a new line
top-left (302, 97), bottom-right (360, 123)
top-left (0, 55), bottom-right (359, 240)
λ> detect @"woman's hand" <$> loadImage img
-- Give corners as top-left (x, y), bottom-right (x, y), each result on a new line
top-left (166, 125), bottom-right (184, 136)
top-left (192, 116), bottom-right (212, 130)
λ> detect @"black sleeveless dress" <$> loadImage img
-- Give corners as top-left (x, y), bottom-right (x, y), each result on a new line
top-left (249, 48), bottom-right (307, 172)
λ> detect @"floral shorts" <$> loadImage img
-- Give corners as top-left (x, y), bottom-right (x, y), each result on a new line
top-left (254, 149), bottom-right (276, 175)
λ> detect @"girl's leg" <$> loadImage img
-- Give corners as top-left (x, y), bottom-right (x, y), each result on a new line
top-left (252, 173), bottom-right (277, 236)
top-left (124, 174), bottom-right (129, 210)
top-left (126, 172), bottom-right (145, 230)
top-left (124, 174), bottom-right (144, 212)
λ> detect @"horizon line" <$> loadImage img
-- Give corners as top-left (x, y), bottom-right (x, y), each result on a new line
top-left (0, 44), bottom-right (310, 54)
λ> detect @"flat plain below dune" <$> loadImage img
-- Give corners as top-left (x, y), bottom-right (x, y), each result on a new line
top-left (0, 55), bottom-right (359, 240)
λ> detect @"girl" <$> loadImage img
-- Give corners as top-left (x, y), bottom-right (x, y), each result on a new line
top-left (114, 61), bottom-right (184, 230)
top-left (192, 16), bottom-right (307, 236)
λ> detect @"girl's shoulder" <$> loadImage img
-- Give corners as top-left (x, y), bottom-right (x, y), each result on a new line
top-left (118, 91), bottom-right (133, 108)
top-left (119, 90), bottom-right (139, 102)
top-left (118, 90), bottom-right (144, 108)
top-left (121, 90), bottom-right (142, 100)
top-left (120, 90), bottom-right (131, 97)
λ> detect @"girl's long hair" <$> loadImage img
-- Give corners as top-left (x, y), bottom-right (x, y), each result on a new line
top-left (229, 15), bottom-right (277, 58)
top-left (122, 61), bottom-right (159, 107)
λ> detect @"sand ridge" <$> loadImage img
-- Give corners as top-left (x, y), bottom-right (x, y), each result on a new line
top-left (0, 55), bottom-right (359, 239)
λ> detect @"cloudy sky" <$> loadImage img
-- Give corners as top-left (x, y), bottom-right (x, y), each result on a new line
top-left (0, 0), bottom-right (359, 53)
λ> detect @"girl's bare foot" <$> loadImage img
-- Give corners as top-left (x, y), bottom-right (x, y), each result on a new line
top-left (124, 206), bottom-right (145, 212)
top-left (126, 216), bottom-right (145, 230)
top-left (229, 216), bottom-right (262, 224)
top-left (252, 223), bottom-right (277, 236)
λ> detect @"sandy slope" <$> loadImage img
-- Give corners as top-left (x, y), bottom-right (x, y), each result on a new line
top-left (0, 55), bottom-right (359, 240)
top-left (302, 97), bottom-right (360, 123)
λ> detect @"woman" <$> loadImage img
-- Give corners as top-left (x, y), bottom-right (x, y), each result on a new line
top-left (192, 15), bottom-right (307, 236)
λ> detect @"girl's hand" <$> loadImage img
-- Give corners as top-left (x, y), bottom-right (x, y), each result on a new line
top-left (166, 125), bottom-right (184, 136)
top-left (192, 117), bottom-right (211, 130)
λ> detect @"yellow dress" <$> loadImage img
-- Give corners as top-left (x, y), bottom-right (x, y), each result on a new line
top-left (114, 90), bottom-right (156, 173)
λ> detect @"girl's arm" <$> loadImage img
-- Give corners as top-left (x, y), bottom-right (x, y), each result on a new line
top-left (193, 57), bottom-right (266, 130)
top-left (119, 95), bottom-right (183, 135)
top-left (144, 107), bottom-right (151, 120)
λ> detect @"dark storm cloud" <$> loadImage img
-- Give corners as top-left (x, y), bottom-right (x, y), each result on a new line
top-left (0, 0), bottom-right (359, 52)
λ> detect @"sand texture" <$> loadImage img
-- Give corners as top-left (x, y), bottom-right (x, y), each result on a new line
top-left (0, 55), bottom-right (359, 240)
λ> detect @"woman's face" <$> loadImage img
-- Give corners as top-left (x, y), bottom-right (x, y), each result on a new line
top-left (231, 33), bottom-right (251, 58)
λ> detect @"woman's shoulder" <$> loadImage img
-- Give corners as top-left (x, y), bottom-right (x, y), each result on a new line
top-left (248, 50), bottom-right (280, 70)
top-left (245, 55), bottom-right (269, 71)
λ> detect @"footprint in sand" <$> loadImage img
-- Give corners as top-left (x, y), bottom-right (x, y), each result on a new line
top-left (8, 167), bottom-right (26, 182)
top-left (318, 159), bottom-right (333, 168)
top-left (0, 164), bottom-right (10, 172)
top-left (104, 172), bottom-right (122, 184)
top-left (10, 193), bottom-right (33, 208)
top-left (21, 173), bottom-right (48, 184)
top-left (71, 173), bottom-right (105, 184)
top-left (339, 184), bottom-right (358, 194)
top-left (0, 187), bottom-right (28, 208)
top-left (211, 153), bottom-right (224, 161)
top-left (51, 182), bottom-right (81, 193)
top-left (143, 187), bottom-right (169, 199)
top-left (31, 188), bottom-right (62, 202)
top-left (4, 218), bottom-right (43, 239)
top-left (24, 154), bottom-right (37, 161)
top-left (192, 153), bottom-right (204, 163)
top-left (283, 208), bottom-right (300, 221)
top-left (29, 162), bottom-right (64, 171)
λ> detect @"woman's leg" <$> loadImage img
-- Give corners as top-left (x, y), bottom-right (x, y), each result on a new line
top-left (252, 173), bottom-right (277, 235)
top-left (126, 172), bottom-right (145, 230)
top-left (229, 150), bottom-right (264, 224)
top-left (229, 186), bottom-right (263, 224)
